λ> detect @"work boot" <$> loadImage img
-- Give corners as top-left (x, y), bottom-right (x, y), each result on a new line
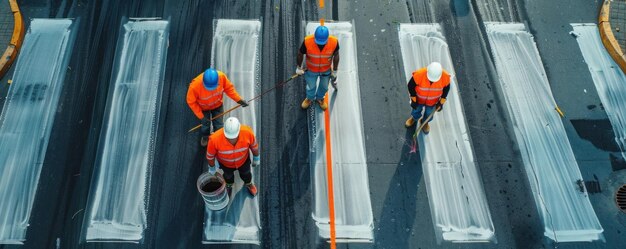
top-left (301, 98), bottom-right (312, 109)
top-left (405, 117), bottom-right (416, 128)
top-left (422, 122), bottom-right (430, 134)
top-left (226, 183), bottom-right (233, 197)
top-left (317, 99), bottom-right (328, 111)
top-left (200, 136), bottom-right (208, 147)
top-left (246, 183), bottom-right (258, 197)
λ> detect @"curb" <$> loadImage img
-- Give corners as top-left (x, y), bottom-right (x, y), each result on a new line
top-left (0, 0), bottom-right (25, 80)
top-left (599, 0), bottom-right (626, 73)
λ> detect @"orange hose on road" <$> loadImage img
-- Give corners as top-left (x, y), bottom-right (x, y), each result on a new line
top-left (323, 94), bottom-right (337, 249)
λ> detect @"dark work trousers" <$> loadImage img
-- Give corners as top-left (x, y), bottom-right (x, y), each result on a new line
top-left (220, 157), bottom-right (252, 185)
top-left (200, 105), bottom-right (224, 136)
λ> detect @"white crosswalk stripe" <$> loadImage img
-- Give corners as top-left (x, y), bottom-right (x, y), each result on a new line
top-left (0, 19), bottom-right (77, 245)
top-left (84, 19), bottom-right (169, 243)
top-left (486, 22), bottom-right (603, 242)
top-left (203, 19), bottom-right (262, 245)
top-left (398, 23), bottom-right (496, 243)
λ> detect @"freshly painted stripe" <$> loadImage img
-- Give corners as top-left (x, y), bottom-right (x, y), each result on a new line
top-left (486, 22), bottom-right (603, 242)
top-left (203, 19), bottom-right (261, 245)
top-left (571, 23), bottom-right (626, 159)
top-left (306, 21), bottom-right (374, 242)
top-left (84, 19), bottom-right (169, 243)
top-left (0, 19), bottom-right (77, 244)
top-left (398, 24), bottom-right (495, 243)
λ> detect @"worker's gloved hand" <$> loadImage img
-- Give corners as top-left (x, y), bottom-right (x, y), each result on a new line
top-left (436, 98), bottom-right (446, 112)
top-left (296, 66), bottom-right (305, 76)
top-left (330, 70), bottom-right (337, 79)
top-left (252, 155), bottom-right (260, 167)
top-left (201, 117), bottom-right (211, 126)
top-left (238, 100), bottom-right (249, 107)
top-left (208, 163), bottom-right (217, 175)
top-left (410, 101), bottom-right (418, 110)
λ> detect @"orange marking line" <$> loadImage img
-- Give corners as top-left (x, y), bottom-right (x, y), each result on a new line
top-left (323, 93), bottom-right (337, 249)
top-left (320, 0), bottom-right (325, 9)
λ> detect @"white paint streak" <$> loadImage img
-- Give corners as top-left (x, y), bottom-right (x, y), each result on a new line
top-left (572, 23), bottom-right (626, 159)
top-left (85, 19), bottom-right (169, 242)
top-left (306, 22), bottom-right (374, 242)
top-left (203, 19), bottom-right (261, 245)
top-left (486, 22), bottom-right (603, 242)
top-left (0, 19), bottom-right (76, 244)
top-left (398, 24), bottom-right (495, 243)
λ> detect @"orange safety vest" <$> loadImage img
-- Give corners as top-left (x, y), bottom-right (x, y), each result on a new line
top-left (186, 71), bottom-right (243, 119)
top-left (304, 35), bottom-right (338, 73)
top-left (412, 68), bottom-right (451, 106)
top-left (206, 125), bottom-right (259, 169)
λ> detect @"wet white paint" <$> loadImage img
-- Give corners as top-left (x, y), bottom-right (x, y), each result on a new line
top-left (0, 19), bottom-right (77, 245)
top-left (306, 21), bottom-right (374, 242)
top-left (203, 19), bottom-right (261, 245)
top-left (486, 22), bottom-right (603, 242)
top-left (571, 23), bottom-right (626, 159)
top-left (84, 19), bottom-right (169, 243)
top-left (398, 24), bottom-right (496, 243)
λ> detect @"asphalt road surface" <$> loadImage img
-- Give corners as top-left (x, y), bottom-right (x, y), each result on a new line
top-left (0, 0), bottom-right (625, 248)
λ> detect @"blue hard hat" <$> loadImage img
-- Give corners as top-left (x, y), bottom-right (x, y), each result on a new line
top-left (314, 26), bottom-right (329, 45)
top-left (203, 69), bottom-right (219, 90)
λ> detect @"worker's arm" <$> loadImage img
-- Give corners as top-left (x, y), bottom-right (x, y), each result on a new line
top-left (332, 44), bottom-right (340, 71)
top-left (297, 42), bottom-right (306, 67)
top-left (206, 139), bottom-right (217, 167)
top-left (222, 74), bottom-right (243, 103)
top-left (441, 84), bottom-right (450, 99)
top-left (250, 134), bottom-right (259, 156)
top-left (186, 85), bottom-right (204, 119)
top-left (407, 78), bottom-right (418, 105)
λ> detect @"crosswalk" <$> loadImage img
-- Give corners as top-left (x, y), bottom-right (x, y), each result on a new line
top-left (203, 19), bottom-right (262, 244)
top-left (0, 17), bottom-right (614, 246)
top-left (84, 19), bottom-right (169, 242)
top-left (398, 23), bottom-right (495, 243)
top-left (0, 19), bottom-right (77, 244)
top-left (486, 22), bottom-right (603, 242)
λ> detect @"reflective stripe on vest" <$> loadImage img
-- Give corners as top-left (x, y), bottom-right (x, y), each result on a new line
top-left (304, 35), bottom-right (338, 73)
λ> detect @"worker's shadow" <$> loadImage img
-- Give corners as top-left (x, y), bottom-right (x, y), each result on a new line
top-left (375, 128), bottom-right (423, 248)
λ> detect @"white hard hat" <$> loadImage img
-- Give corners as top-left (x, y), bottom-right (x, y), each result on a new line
top-left (427, 62), bottom-right (443, 82)
top-left (224, 117), bottom-right (241, 139)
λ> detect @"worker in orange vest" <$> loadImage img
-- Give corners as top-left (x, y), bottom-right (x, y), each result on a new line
top-left (296, 25), bottom-right (340, 111)
top-left (206, 117), bottom-right (260, 197)
top-left (187, 68), bottom-right (249, 146)
top-left (405, 62), bottom-right (451, 134)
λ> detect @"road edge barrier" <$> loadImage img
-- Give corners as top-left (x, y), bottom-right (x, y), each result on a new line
top-left (0, 0), bottom-right (25, 80)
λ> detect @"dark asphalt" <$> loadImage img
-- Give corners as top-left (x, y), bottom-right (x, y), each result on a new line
top-left (0, 0), bottom-right (624, 248)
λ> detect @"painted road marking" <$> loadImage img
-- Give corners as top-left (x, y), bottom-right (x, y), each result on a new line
top-left (572, 23), bottom-right (626, 159)
top-left (203, 19), bottom-right (262, 245)
top-left (84, 19), bottom-right (169, 243)
top-left (486, 22), bottom-right (603, 242)
top-left (398, 23), bottom-right (495, 243)
top-left (0, 19), bottom-right (77, 245)
top-left (306, 21), bottom-right (374, 243)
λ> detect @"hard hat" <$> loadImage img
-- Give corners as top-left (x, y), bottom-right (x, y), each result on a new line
top-left (314, 26), bottom-right (329, 45)
top-left (224, 117), bottom-right (241, 139)
top-left (203, 68), bottom-right (219, 90)
top-left (426, 62), bottom-right (443, 82)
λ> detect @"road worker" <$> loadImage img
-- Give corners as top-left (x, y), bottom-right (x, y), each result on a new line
top-left (187, 68), bottom-right (249, 146)
top-left (405, 62), bottom-right (451, 134)
top-left (295, 25), bottom-right (340, 111)
top-left (206, 117), bottom-right (260, 197)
